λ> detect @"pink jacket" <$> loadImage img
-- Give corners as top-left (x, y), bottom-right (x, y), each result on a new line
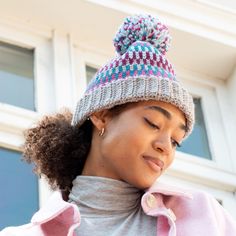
top-left (1, 182), bottom-right (236, 236)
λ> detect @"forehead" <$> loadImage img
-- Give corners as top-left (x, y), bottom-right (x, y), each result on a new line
top-left (131, 100), bottom-right (186, 122)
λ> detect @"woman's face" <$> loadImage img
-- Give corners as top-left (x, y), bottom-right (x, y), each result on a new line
top-left (83, 100), bottom-right (187, 189)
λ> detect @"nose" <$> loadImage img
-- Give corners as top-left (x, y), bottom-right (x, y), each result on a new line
top-left (152, 133), bottom-right (172, 155)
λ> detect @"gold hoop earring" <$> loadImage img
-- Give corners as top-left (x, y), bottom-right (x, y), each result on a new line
top-left (99, 128), bottom-right (105, 137)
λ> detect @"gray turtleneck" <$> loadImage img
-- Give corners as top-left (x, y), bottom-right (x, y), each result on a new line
top-left (68, 176), bottom-right (157, 236)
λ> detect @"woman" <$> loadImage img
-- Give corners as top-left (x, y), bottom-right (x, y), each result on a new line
top-left (1, 14), bottom-right (236, 236)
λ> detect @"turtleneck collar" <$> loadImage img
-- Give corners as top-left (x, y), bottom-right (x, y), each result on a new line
top-left (69, 176), bottom-right (144, 217)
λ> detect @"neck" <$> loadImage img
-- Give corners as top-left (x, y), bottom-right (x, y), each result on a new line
top-left (69, 175), bottom-right (143, 217)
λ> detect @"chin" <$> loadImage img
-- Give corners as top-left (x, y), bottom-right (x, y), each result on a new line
top-left (132, 176), bottom-right (157, 190)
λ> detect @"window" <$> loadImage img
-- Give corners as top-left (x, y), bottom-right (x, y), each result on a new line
top-left (0, 147), bottom-right (38, 229)
top-left (178, 98), bottom-right (212, 159)
top-left (0, 41), bottom-right (35, 111)
top-left (86, 65), bottom-right (97, 84)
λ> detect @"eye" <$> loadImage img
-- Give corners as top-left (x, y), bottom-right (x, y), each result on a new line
top-left (171, 139), bottom-right (181, 148)
top-left (144, 117), bottom-right (160, 130)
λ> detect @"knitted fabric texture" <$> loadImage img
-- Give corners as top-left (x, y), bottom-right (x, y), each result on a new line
top-left (72, 14), bottom-right (194, 137)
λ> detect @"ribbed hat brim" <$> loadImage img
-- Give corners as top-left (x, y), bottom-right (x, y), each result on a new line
top-left (72, 76), bottom-right (194, 138)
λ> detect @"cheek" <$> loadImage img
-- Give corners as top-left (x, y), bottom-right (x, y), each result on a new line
top-left (101, 122), bottom-right (146, 161)
top-left (165, 151), bottom-right (175, 169)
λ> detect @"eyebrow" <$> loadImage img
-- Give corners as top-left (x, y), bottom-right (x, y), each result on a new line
top-left (144, 105), bottom-right (187, 132)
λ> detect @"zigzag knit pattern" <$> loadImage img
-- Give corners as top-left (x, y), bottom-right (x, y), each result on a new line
top-left (86, 42), bottom-right (176, 93)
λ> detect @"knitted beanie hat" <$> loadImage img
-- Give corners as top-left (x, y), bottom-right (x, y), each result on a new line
top-left (72, 14), bottom-right (195, 137)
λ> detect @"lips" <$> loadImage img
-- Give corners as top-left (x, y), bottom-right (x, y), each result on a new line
top-left (143, 155), bottom-right (164, 172)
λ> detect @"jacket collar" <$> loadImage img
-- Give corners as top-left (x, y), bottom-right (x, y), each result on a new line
top-left (31, 191), bottom-right (81, 225)
top-left (147, 181), bottom-right (193, 199)
top-left (31, 180), bottom-right (192, 224)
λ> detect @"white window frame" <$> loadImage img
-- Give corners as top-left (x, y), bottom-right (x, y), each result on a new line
top-left (73, 45), bottom-right (108, 103)
top-left (166, 68), bottom-right (236, 192)
top-left (181, 77), bottom-right (230, 168)
top-left (0, 20), bottom-right (54, 207)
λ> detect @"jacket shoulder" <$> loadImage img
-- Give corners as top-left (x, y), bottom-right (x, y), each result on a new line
top-left (0, 223), bottom-right (39, 236)
top-left (0, 191), bottom-right (81, 236)
top-left (164, 188), bottom-right (236, 235)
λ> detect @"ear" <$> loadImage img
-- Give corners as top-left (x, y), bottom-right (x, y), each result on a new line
top-left (89, 109), bottom-right (111, 130)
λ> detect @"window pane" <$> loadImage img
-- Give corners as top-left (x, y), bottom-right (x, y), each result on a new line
top-left (0, 147), bottom-right (38, 229)
top-left (178, 98), bottom-right (212, 159)
top-left (0, 41), bottom-right (35, 111)
top-left (86, 65), bottom-right (97, 84)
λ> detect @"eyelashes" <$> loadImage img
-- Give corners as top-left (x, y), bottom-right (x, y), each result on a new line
top-left (144, 117), bottom-right (160, 130)
top-left (171, 139), bottom-right (181, 148)
top-left (144, 117), bottom-right (181, 148)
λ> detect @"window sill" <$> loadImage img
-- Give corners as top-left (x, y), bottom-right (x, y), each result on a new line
top-left (166, 151), bottom-right (236, 192)
top-left (0, 103), bottom-right (38, 150)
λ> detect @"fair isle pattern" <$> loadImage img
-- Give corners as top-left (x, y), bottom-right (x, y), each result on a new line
top-left (86, 42), bottom-right (176, 93)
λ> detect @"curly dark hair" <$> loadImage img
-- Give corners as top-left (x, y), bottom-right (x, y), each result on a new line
top-left (23, 104), bottom-right (130, 195)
